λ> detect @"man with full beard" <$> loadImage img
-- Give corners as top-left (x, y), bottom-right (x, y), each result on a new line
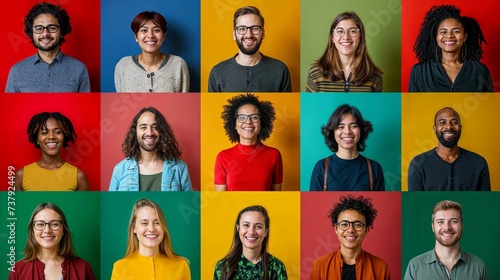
top-left (408, 107), bottom-right (490, 191)
top-left (109, 107), bottom-right (192, 191)
top-left (208, 6), bottom-right (291, 92)
top-left (5, 2), bottom-right (90, 92)
top-left (404, 200), bottom-right (488, 280)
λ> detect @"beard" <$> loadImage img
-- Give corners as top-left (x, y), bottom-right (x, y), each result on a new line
top-left (33, 35), bottom-right (61, 52)
top-left (434, 229), bottom-right (462, 247)
top-left (236, 36), bottom-right (262, 55)
top-left (436, 129), bottom-right (461, 148)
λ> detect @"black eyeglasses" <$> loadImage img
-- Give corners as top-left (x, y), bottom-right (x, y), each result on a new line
top-left (236, 114), bottom-right (260, 123)
top-left (335, 220), bottom-right (366, 231)
top-left (32, 24), bottom-right (60, 34)
top-left (33, 220), bottom-right (63, 231)
top-left (234, 25), bottom-right (263, 35)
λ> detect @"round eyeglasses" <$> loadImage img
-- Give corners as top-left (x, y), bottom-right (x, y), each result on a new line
top-left (333, 27), bottom-right (360, 37)
top-left (234, 25), bottom-right (263, 35)
top-left (236, 114), bottom-right (260, 123)
top-left (33, 220), bottom-right (63, 231)
top-left (336, 220), bottom-right (366, 231)
top-left (32, 24), bottom-right (60, 34)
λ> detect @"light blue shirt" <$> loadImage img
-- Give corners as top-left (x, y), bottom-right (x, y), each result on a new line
top-left (109, 158), bottom-right (192, 191)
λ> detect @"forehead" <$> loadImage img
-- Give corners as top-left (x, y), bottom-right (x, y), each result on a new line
top-left (34, 208), bottom-right (61, 220)
top-left (237, 104), bottom-right (259, 114)
top-left (236, 14), bottom-right (262, 26)
top-left (239, 211), bottom-right (265, 224)
top-left (137, 111), bottom-right (157, 123)
top-left (335, 19), bottom-right (357, 28)
top-left (435, 109), bottom-right (460, 122)
top-left (136, 206), bottom-right (159, 219)
top-left (434, 209), bottom-right (461, 220)
top-left (140, 19), bottom-right (160, 28)
top-left (339, 113), bottom-right (356, 123)
top-left (438, 18), bottom-right (464, 29)
top-left (338, 209), bottom-right (366, 222)
top-left (42, 118), bottom-right (61, 128)
top-left (34, 13), bottom-right (59, 25)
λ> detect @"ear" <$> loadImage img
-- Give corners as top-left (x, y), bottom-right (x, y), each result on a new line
top-left (134, 34), bottom-right (138, 42)
top-left (265, 228), bottom-right (269, 237)
top-left (464, 33), bottom-right (468, 42)
top-left (261, 28), bottom-right (265, 40)
top-left (431, 222), bottom-right (435, 233)
top-left (236, 224), bottom-right (239, 231)
top-left (232, 29), bottom-right (236, 41)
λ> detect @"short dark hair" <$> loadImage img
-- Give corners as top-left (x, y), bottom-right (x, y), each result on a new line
top-left (131, 11), bottom-right (168, 34)
top-left (328, 195), bottom-right (377, 229)
top-left (24, 2), bottom-right (72, 45)
top-left (122, 107), bottom-right (182, 161)
top-left (233, 6), bottom-right (264, 28)
top-left (433, 107), bottom-right (461, 125)
top-left (321, 104), bottom-right (373, 152)
top-left (27, 112), bottom-right (77, 149)
top-left (221, 93), bottom-right (276, 143)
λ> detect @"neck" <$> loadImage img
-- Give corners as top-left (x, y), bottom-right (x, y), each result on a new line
top-left (336, 149), bottom-right (359, 160)
top-left (239, 139), bottom-right (258, 146)
top-left (339, 246), bottom-right (362, 265)
top-left (339, 55), bottom-right (355, 77)
top-left (38, 248), bottom-right (62, 263)
top-left (434, 242), bottom-right (460, 263)
top-left (138, 150), bottom-right (160, 164)
top-left (440, 51), bottom-right (461, 65)
top-left (235, 52), bottom-right (262, 66)
top-left (435, 146), bottom-right (460, 163)
top-left (37, 47), bottom-right (60, 64)
top-left (243, 247), bottom-right (262, 264)
top-left (138, 246), bottom-right (159, 257)
top-left (139, 52), bottom-right (166, 72)
top-left (38, 155), bottom-right (64, 168)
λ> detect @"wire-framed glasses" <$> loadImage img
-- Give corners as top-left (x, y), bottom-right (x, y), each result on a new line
top-left (333, 27), bottom-right (360, 37)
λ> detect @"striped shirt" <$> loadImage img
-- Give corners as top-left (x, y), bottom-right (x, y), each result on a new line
top-left (306, 65), bottom-right (383, 92)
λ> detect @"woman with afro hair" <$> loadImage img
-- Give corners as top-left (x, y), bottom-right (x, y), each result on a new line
top-left (409, 5), bottom-right (493, 92)
top-left (214, 93), bottom-right (283, 191)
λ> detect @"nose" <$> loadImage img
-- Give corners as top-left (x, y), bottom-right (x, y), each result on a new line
top-left (145, 126), bottom-right (153, 134)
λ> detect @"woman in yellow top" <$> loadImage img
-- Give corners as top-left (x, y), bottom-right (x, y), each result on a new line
top-left (14, 112), bottom-right (88, 191)
top-left (111, 198), bottom-right (191, 279)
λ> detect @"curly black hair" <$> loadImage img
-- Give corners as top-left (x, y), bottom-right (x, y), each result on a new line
top-left (221, 93), bottom-right (276, 143)
top-left (321, 104), bottom-right (373, 152)
top-left (328, 195), bottom-right (377, 229)
top-left (24, 2), bottom-right (72, 46)
top-left (27, 112), bottom-right (77, 149)
top-left (122, 107), bottom-right (182, 162)
top-left (413, 5), bottom-right (486, 62)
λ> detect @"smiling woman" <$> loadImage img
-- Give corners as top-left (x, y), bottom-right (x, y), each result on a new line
top-left (14, 112), bottom-right (88, 191)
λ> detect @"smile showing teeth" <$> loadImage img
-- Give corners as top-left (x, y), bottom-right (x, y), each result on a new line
top-left (42, 236), bottom-right (55, 240)
top-left (344, 236), bottom-right (356, 241)
top-left (145, 234), bottom-right (158, 239)
top-left (46, 143), bottom-right (57, 148)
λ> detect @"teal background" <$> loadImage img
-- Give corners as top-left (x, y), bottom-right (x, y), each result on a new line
top-left (300, 93), bottom-right (401, 190)
top-left (300, 0), bottom-right (402, 92)
top-left (100, 192), bottom-right (200, 280)
top-left (0, 192), bottom-right (100, 279)
top-left (402, 192), bottom-right (500, 279)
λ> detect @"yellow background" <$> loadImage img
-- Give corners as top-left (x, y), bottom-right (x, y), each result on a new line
top-left (201, 93), bottom-right (301, 191)
top-left (201, 0), bottom-right (301, 92)
top-left (401, 93), bottom-right (500, 191)
top-left (200, 192), bottom-right (301, 279)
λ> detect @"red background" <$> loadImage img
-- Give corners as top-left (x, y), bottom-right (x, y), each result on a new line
top-left (301, 192), bottom-right (402, 279)
top-left (1, 93), bottom-right (101, 191)
top-left (401, 0), bottom-right (499, 91)
top-left (100, 93), bottom-right (200, 191)
top-left (1, 0), bottom-right (101, 92)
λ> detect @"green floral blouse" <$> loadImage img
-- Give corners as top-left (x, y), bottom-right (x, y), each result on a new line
top-left (214, 254), bottom-right (287, 279)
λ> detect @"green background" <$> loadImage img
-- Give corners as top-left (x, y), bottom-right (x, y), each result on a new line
top-left (100, 192), bottom-right (201, 280)
top-left (300, 93), bottom-right (402, 190)
top-left (300, 0), bottom-right (402, 92)
top-left (0, 192), bottom-right (101, 279)
top-left (402, 192), bottom-right (500, 279)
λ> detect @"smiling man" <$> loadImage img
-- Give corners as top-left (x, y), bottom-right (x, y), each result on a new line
top-left (408, 107), bottom-right (490, 191)
top-left (310, 195), bottom-right (390, 280)
top-left (109, 107), bottom-right (192, 191)
top-left (208, 6), bottom-right (291, 92)
top-left (404, 200), bottom-right (488, 280)
top-left (6, 2), bottom-right (90, 92)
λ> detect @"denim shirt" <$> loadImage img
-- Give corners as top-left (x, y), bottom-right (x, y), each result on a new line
top-left (109, 158), bottom-right (192, 191)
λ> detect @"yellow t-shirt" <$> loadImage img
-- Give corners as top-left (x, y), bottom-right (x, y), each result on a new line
top-left (111, 252), bottom-right (191, 280)
top-left (22, 162), bottom-right (78, 191)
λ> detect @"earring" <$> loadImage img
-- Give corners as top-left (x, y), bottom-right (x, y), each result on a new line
top-left (461, 44), bottom-right (467, 61)
top-left (435, 46), bottom-right (439, 62)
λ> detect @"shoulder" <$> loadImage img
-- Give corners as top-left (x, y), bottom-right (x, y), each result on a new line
top-left (165, 159), bottom-right (188, 168)
top-left (261, 54), bottom-right (288, 68)
top-left (460, 251), bottom-right (486, 266)
top-left (364, 251), bottom-right (389, 268)
top-left (365, 157), bottom-right (382, 169)
top-left (169, 54), bottom-right (187, 64)
top-left (113, 158), bottom-right (136, 170)
top-left (410, 149), bottom-right (435, 163)
top-left (407, 249), bottom-right (433, 267)
top-left (313, 250), bottom-right (337, 267)
top-left (465, 59), bottom-right (491, 72)
top-left (60, 53), bottom-right (86, 66)
top-left (268, 254), bottom-right (286, 266)
top-left (116, 56), bottom-right (134, 66)
top-left (66, 257), bottom-right (91, 267)
top-left (459, 148), bottom-right (486, 161)
top-left (211, 56), bottom-right (237, 71)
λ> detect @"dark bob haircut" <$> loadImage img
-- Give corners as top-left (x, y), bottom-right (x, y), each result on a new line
top-left (321, 104), bottom-right (373, 152)
top-left (131, 11), bottom-right (168, 34)
top-left (328, 195), bottom-right (377, 229)
top-left (221, 93), bottom-right (276, 143)
top-left (24, 2), bottom-right (72, 45)
top-left (27, 112), bottom-right (77, 149)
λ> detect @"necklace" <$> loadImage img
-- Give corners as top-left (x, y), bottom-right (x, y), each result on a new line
top-left (238, 143), bottom-right (260, 155)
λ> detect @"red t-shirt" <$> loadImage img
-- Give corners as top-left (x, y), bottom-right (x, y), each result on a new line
top-left (214, 143), bottom-right (283, 191)
top-left (9, 257), bottom-right (95, 280)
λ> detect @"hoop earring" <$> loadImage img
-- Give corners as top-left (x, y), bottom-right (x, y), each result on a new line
top-left (461, 44), bottom-right (467, 61)
top-left (435, 46), bottom-right (440, 62)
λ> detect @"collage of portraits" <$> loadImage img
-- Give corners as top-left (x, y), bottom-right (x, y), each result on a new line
top-left (1, 0), bottom-right (499, 279)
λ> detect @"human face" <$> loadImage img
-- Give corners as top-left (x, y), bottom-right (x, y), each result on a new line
top-left (334, 113), bottom-right (360, 152)
top-left (134, 206), bottom-right (164, 254)
top-left (235, 104), bottom-right (261, 145)
top-left (37, 118), bottom-right (64, 157)
top-left (432, 209), bottom-right (462, 247)
top-left (237, 211), bottom-right (268, 253)
top-left (135, 20), bottom-right (165, 54)
top-left (233, 14), bottom-right (264, 55)
top-left (136, 111), bottom-right (160, 152)
top-left (436, 18), bottom-right (467, 55)
top-left (333, 19), bottom-right (360, 58)
top-left (434, 109), bottom-right (462, 148)
top-left (33, 209), bottom-right (64, 252)
top-left (335, 209), bottom-right (368, 252)
top-left (32, 13), bottom-right (62, 52)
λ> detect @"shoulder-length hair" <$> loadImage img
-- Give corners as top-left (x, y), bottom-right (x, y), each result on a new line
top-left (221, 93), bottom-right (276, 143)
top-left (124, 198), bottom-right (181, 258)
top-left (314, 12), bottom-right (383, 85)
top-left (131, 11), bottom-right (168, 34)
top-left (218, 205), bottom-right (271, 280)
top-left (413, 5), bottom-right (486, 62)
top-left (122, 107), bottom-right (182, 161)
top-left (321, 104), bottom-right (373, 152)
top-left (21, 202), bottom-right (77, 261)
